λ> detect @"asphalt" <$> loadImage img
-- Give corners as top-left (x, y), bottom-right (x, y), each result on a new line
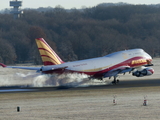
top-left (0, 78), bottom-right (159, 93)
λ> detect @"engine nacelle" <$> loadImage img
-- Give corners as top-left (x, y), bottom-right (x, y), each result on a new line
top-left (132, 67), bottom-right (154, 77)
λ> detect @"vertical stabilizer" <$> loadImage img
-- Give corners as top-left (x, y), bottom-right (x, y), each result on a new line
top-left (35, 38), bottom-right (64, 66)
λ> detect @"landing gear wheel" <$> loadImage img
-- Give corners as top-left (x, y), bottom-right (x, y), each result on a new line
top-left (117, 79), bottom-right (119, 83)
top-left (112, 81), bottom-right (116, 84)
top-left (112, 78), bottom-right (119, 85)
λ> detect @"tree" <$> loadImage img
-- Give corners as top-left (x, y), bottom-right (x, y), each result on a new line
top-left (0, 39), bottom-right (16, 64)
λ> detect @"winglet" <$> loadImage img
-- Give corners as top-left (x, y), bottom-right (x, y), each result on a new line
top-left (0, 63), bottom-right (7, 67)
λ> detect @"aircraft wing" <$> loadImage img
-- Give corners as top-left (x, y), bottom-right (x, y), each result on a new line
top-left (104, 66), bottom-right (134, 78)
top-left (0, 63), bottom-right (41, 71)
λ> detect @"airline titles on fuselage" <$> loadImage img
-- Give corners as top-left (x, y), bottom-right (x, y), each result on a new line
top-left (73, 63), bottom-right (88, 67)
top-left (131, 59), bottom-right (147, 65)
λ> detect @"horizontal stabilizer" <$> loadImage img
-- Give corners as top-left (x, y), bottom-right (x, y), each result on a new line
top-left (0, 63), bottom-right (7, 67)
top-left (0, 63), bottom-right (41, 71)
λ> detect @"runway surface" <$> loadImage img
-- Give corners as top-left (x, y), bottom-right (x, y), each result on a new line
top-left (0, 78), bottom-right (159, 93)
top-left (0, 78), bottom-right (160, 120)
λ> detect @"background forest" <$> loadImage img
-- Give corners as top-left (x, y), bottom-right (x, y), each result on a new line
top-left (0, 3), bottom-right (160, 64)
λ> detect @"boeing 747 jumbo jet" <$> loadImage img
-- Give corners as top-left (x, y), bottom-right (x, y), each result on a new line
top-left (0, 38), bottom-right (154, 84)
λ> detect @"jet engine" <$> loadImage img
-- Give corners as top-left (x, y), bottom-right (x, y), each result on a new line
top-left (132, 67), bottom-right (154, 77)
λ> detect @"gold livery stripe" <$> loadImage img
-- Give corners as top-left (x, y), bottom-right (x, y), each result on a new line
top-left (36, 40), bottom-right (61, 65)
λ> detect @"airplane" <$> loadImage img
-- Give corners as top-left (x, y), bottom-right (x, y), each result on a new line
top-left (0, 38), bottom-right (154, 84)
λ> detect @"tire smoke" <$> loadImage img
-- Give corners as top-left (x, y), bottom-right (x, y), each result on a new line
top-left (32, 73), bottom-right (90, 87)
top-left (0, 70), bottom-right (109, 87)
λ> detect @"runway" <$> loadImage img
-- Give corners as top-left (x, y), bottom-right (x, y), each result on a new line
top-left (0, 78), bottom-right (160, 120)
top-left (0, 78), bottom-right (159, 93)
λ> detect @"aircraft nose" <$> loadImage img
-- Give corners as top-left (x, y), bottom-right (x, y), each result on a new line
top-left (145, 53), bottom-right (152, 60)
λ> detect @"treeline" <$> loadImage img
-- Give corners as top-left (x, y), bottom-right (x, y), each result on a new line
top-left (0, 4), bottom-right (160, 64)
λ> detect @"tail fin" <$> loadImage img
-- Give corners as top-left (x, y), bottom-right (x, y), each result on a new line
top-left (35, 38), bottom-right (64, 66)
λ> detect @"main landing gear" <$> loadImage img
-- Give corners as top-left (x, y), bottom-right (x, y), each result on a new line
top-left (112, 76), bottom-right (119, 84)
